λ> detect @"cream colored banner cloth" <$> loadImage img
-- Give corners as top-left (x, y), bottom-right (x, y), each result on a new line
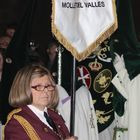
top-left (52, 0), bottom-right (117, 61)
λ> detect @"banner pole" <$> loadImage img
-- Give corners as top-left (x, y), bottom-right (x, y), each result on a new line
top-left (70, 56), bottom-right (76, 135)
top-left (57, 45), bottom-right (63, 85)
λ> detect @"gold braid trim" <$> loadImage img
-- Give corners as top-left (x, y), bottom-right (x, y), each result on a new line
top-left (51, 0), bottom-right (118, 61)
top-left (2, 108), bottom-right (22, 140)
top-left (3, 108), bottom-right (40, 140)
top-left (13, 115), bottom-right (41, 140)
top-left (2, 125), bottom-right (4, 140)
top-left (6, 108), bottom-right (22, 124)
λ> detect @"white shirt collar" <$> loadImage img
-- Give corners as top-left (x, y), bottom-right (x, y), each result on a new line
top-left (27, 105), bottom-right (52, 129)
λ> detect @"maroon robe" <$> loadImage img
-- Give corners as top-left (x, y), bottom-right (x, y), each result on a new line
top-left (4, 106), bottom-right (70, 140)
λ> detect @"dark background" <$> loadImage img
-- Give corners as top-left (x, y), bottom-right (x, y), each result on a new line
top-left (0, 0), bottom-right (140, 41)
top-left (0, 0), bottom-right (53, 48)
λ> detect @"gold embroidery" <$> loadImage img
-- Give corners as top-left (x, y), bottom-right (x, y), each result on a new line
top-left (94, 69), bottom-right (112, 93)
top-left (3, 108), bottom-right (40, 140)
top-left (14, 115), bottom-right (41, 140)
top-left (2, 125), bottom-right (4, 140)
top-left (92, 99), bottom-right (96, 104)
top-left (89, 59), bottom-right (102, 71)
top-left (6, 108), bottom-right (22, 123)
top-left (3, 108), bottom-right (22, 140)
top-left (96, 110), bottom-right (111, 124)
top-left (102, 92), bottom-right (113, 104)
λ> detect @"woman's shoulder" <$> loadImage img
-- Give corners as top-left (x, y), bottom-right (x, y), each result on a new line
top-left (5, 107), bottom-right (31, 126)
top-left (4, 108), bottom-right (39, 140)
top-left (6, 108), bottom-right (22, 122)
top-left (4, 108), bottom-right (25, 134)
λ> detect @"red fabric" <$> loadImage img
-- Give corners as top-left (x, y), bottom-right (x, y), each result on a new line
top-left (4, 106), bottom-right (70, 140)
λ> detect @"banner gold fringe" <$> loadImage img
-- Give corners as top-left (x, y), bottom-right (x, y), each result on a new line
top-left (51, 0), bottom-right (118, 62)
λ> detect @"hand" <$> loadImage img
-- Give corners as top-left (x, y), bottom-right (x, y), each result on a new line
top-left (113, 52), bottom-right (126, 72)
top-left (65, 136), bottom-right (78, 140)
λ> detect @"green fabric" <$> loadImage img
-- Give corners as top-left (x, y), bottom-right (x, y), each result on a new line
top-left (110, 0), bottom-right (140, 80)
top-left (112, 84), bottom-right (127, 116)
top-left (109, 0), bottom-right (139, 116)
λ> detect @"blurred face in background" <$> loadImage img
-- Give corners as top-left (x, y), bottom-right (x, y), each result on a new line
top-left (0, 52), bottom-right (3, 71)
top-left (48, 44), bottom-right (57, 55)
top-left (0, 36), bottom-right (11, 49)
top-left (6, 28), bottom-right (15, 38)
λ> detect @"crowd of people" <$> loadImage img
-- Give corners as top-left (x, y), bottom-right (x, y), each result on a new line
top-left (0, 24), bottom-right (15, 49)
top-left (0, 24), bottom-right (15, 82)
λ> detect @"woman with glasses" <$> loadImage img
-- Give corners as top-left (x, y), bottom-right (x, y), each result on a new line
top-left (3, 64), bottom-right (78, 140)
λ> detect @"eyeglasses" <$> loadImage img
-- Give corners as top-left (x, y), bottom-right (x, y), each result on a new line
top-left (31, 84), bottom-right (55, 92)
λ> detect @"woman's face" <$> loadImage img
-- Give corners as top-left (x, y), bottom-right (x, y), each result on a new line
top-left (30, 75), bottom-right (55, 110)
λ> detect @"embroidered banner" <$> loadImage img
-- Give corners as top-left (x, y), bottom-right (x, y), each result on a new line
top-left (76, 40), bottom-right (115, 132)
top-left (52, 0), bottom-right (118, 61)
